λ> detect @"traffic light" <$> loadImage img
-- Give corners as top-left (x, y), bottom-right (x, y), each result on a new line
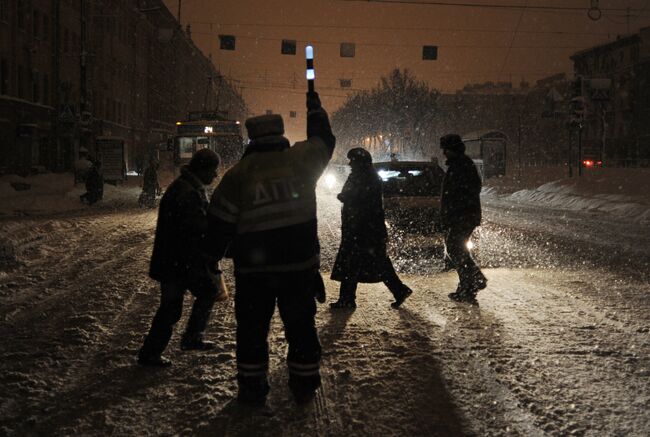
top-left (570, 96), bottom-right (586, 127)
top-left (571, 76), bottom-right (583, 98)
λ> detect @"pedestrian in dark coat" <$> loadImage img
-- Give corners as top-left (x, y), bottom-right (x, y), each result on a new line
top-left (139, 157), bottom-right (160, 208)
top-left (440, 134), bottom-right (487, 304)
top-left (330, 147), bottom-right (413, 309)
top-left (80, 158), bottom-right (103, 205)
top-left (138, 148), bottom-right (228, 367)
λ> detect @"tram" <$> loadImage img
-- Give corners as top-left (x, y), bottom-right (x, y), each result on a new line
top-left (173, 111), bottom-right (244, 168)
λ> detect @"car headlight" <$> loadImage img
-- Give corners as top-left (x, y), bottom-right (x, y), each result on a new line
top-left (324, 173), bottom-right (337, 189)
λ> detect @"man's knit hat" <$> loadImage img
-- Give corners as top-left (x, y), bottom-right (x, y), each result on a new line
top-left (440, 133), bottom-right (465, 153)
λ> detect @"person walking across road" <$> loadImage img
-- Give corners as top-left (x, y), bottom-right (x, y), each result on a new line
top-left (205, 92), bottom-right (335, 405)
top-left (139, 156), bottom-right (160, 208)
top-left (439, 134), bottom-right (487, 305)
top-left (80, 158), bottom-right (104, 205)
top-left (137, 148), bottom-right (228, 367)
top-left (329, 147), bottom-right (413, 310)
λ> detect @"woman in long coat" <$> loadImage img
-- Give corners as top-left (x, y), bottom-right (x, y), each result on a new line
top-left (330, 148), bottom-right (413, 309)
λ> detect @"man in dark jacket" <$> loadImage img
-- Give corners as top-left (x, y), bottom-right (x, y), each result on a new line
top-left (206, 92), bottom-right (334, 406)
top-left (80, 158), bottom-right (103, 205)
top-left (137, 148), bottom-right (228, 367)
top-left (330, 147), bottom-right (413, 309)
top-left (139, 156), bottom-right (160, 208)
top-left (440, 134), bottom-right (487, 304)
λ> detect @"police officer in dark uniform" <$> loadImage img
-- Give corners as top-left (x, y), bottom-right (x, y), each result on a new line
top-left (330, 147), bottom-right (413, 309)
top-left (137, 149), bottom-right (228, 367)
top-left (206, 92), bottom-right (335, 405)
top-left (440, 134), bottom-right (487, 305)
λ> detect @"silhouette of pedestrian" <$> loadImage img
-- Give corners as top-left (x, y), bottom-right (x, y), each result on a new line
top-left (80, 158), bottom-right (103, 205)
top-left (330, 147), bottom-right (413, 309)
top-left (139, 156), bottom-right (160, 208)
top-left (137, 149), bottom-right (228, 367)
top-left (439, 134), bottom-right (487, 304)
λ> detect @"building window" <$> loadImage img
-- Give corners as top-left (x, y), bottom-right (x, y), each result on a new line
top-left (32, 71), bottom-right (40, 103)
top-left (42, 14), bottom-right (49, 41)
top-left (17, 2), bottom-right (26, 29)
top-left (0, 0), bottom-right (8, 21)
top-left (33, 10), bottom-right (39, 38)
top-left (0, 58), bottom-right (8, 95)
top-left (43, 74), bottom-right (49, 105)
top-left (18, 65), bottom-right (24, 99)
top-left (64, 28), bottom-right (69, 53)
top-left (289, 111), bottom-right (297, 118)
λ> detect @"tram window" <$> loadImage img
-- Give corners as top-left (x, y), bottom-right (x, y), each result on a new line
top-left (178, 137), bottom-right (195, 158)
top-left (465, 142), bottom-right (481, 160)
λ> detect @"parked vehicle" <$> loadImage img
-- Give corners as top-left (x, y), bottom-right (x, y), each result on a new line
top-left (373, 159), bottom-right (445, 233)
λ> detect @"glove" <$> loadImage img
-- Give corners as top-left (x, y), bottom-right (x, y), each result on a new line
top-left (306, 91), bottom-right (322, 111)
top-left (312, 272), bottom-right (326, 304)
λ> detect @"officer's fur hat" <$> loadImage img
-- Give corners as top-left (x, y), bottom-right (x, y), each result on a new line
top-left (245, 114), bottom-right (285, 143)
top-left (440, 133), bottom-right (466, 153)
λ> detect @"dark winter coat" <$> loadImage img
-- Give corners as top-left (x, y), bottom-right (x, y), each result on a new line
top-left (84, 164), bottom-right (104, 204)
top-left (331, 165), bottom-right (391, 283)
top-left (149, 166), bottom-right (215, 284)
top-left (142, 164), bottom-right (159, 196)
top-left (440, 153), bottom-right (482, 230)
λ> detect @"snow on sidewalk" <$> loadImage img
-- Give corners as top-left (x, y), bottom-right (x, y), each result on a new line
top-left (0, 173), bottom-right (143, 266)
top-left (0, 172), bottom-right (142, 217)
top-left (484, 167), bottom-right (650, 224)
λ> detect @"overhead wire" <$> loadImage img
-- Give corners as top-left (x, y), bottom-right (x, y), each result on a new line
top-left (497, 0), bottom-right (527, 79)
top-left (188, 20), bottom-right (612, 37)
top-left (192, 30), bottom-right (591, 49)
top-left (337, 0), bottom-right (650, 14)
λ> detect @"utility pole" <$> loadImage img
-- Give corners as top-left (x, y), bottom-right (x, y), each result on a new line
top-left (177, 0), bottom-right (182, 26)
top-left (578, 124), bottom-right (583, 177)
top-left (517, 113), bottom-right (522, 179)
top-left (52, 0), bottom-right (61, 170)
top-left (80, 0), bottom-right (87, 115)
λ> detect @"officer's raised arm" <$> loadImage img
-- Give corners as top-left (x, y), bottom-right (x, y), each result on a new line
top-left (306, 91), bottom-right (335, 157)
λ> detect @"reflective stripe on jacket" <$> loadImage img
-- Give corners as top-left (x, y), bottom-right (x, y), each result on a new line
top-left (208, 135), bottom-right (332, 274)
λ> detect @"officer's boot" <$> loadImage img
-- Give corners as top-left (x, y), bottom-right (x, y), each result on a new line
top-left (237, 376), bottom-right (270, 407)
top-left (289, 373), bottom-right (321, 405)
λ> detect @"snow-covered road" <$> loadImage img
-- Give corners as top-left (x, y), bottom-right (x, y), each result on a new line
top-left (0, 191), bottom-right (648, 436)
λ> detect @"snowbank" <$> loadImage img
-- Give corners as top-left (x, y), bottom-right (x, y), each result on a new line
top-left (0, 173), bottom-right (142, 216)
top-left (485, 167), bottom-right (650, 224)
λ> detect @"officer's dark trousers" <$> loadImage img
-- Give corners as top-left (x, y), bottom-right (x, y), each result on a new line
top-left (445, 225), bottom-right (483, 290)
top-left (235, 271), bottom-right (321, 398)
top-left (339, 257), bottom-right (408, 301)
top-left (140, 281), bottom-right (217, 357)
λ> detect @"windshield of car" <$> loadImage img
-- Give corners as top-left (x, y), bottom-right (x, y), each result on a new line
top-left (374, 164), bottom-right (442, 197)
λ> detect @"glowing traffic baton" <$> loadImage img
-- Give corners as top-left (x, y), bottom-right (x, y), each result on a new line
top-left (306, 45), bottom-right (315, 92)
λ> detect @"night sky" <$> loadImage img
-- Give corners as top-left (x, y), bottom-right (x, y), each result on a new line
top-left (163, 0), bottom-right (650, 141)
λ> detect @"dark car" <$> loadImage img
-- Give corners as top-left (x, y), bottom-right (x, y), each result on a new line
top-left (373, 160), bottom-right (445, 233)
